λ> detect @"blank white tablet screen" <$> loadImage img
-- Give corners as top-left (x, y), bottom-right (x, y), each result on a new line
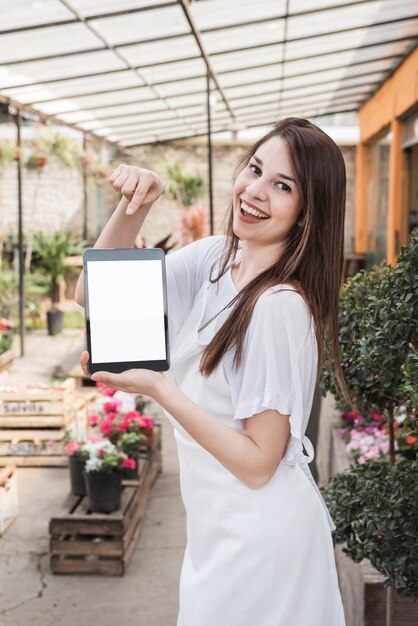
top-left (88, 259), bottom-right (166, 364)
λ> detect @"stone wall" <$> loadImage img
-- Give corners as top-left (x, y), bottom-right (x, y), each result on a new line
top-left (0, 162), bottom-right (84, 238)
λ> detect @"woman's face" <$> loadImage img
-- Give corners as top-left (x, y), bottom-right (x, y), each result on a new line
top-left (232, 136), bottom-right (302, 247)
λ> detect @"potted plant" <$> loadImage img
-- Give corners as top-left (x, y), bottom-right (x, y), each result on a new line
top-left (88, 408), bottom-right (149, 476)
top-left (162, 160), bottom-right (207, 245)
top-left (321, 228), bottom-right (418, 625)
top-left (32, 231), bottom-right (83, 335)
top-left (82, 439), bottom-right (133, 513)
top-left (65, 439), bottom-right (88, 496)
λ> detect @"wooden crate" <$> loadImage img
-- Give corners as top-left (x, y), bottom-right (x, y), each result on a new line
top-left (0, 378), bottom-right (76, 427)
top-left (0, 391), bottom-right (96, 467)
top-left (49, 424), bottom-right (162, 575)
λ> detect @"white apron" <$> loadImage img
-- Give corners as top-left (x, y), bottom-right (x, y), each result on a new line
top-left (163, 280), bottom-right (346, 626)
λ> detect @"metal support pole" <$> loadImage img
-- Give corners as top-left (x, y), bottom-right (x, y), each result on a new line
top-left (82, 133), bottom-right (88, 240)
top-left (206, 68), bottom-right (214, 236)
top-left (16, 110), bottom-right (25, 357)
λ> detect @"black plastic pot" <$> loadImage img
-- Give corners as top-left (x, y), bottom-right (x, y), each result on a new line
top-left (69, 454), bottom-right (87, 496)
top-left (121, 451), bottom-right (140, 480)
top-left (47, 309), bottom-right (64, 335)
top-left (84, 470), bottom-right (122, 513)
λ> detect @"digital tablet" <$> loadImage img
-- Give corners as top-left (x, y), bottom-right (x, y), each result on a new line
top-left (83, 248), bottom-right (170, 374)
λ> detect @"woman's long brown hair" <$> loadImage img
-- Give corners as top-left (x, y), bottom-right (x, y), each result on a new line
top-left (199, 117), bottom-right (350, 404)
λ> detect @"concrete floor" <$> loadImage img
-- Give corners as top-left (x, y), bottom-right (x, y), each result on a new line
top-left (0, 329), bottom-right (186, 626)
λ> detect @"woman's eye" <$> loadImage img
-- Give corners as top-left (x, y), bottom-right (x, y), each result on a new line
top-left (249, 163), bottom-right (261, 175)
top-left (276, 181), bottom-right (292, 192)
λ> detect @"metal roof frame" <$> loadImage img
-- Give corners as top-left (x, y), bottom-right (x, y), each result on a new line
top-left (1, 0), bottom-right (417, 146)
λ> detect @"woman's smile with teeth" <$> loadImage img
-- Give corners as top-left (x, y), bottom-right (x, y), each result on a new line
top-left (240, 202), bottom-right (269, 219)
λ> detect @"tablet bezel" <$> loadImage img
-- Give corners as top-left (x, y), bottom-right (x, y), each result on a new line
top-left (83, 247), bottom-right (170, 374)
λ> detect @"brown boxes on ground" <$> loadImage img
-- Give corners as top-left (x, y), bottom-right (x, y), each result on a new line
top-left (0, 465), bottom-right (18, 535)
top-left (0, 379), bottom-right (95, 466)
top-left (49, 423), bottom-right (162, 576)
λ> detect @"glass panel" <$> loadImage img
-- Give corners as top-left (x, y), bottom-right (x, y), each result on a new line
top-left (225, 81), bottom-right (283, 99)
top-left (287, 20), bottom-right (418, 60)
top-left (59, 99), bottom-right (167, 123)
top-left (404, 111), bottom-right (418, 144)
top-left (288, 0), bottom-right (418, 40)
top-left (156, 77), bottom-right (206, 98)
top-left (221, 65), bottom-right (283, 88)
top-left (141, 58), bottom-right (205, 84)
top-left (0, 51), bottom-right (126, 88)
top-left (0, 23), bottom-right (101, 64)
top-left (119, 35), bottom-right (199, 66)
top-left (283, 43), bottom-right (406, 77)
top-left (90, 5), bottom-right (189, 46)
top-left (2, 70), bottom-right (141, 103)
top-left (407, 144), bottom-right (418, 237)
top-left (365, 130), bottom-right (391, 263)
top-left (284, 61), bottom-right (394, 89)
top-left (79, 108), bottom-right (179, 129)
top-left (1, 0), bottom-right (73, 30)
top-left (40, 87), bottom-right (156, 115)
top-left (71, 0), bottom-right (174, 17)
top-left (192, 0), bottom-right (286, 30)
top-left (201, 21), bottom-right (285, 55)
top-left (212, 45), bottom-right (284, 73)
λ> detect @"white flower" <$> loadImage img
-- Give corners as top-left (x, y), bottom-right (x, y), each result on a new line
top-left (85, 457), bottom-right (102, 473)
top-left (112, 390), bottom-right (136, 413)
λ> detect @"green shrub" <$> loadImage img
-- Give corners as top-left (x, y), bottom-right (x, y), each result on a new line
top-left (322, 460), bottom-right (418, 599)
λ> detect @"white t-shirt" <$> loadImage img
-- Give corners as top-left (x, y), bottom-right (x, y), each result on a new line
top-left (165, 235), bottom-right (318, 441)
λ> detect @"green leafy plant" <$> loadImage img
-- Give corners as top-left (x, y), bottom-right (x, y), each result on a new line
top-left (321, 229), bottom-right (418, 624)
top-left (32, 231), bottom-right (83, 308)
top-left (0, 333), bottom-right (12, 355)
top-left (321, 228), bottom-right (418, 463)
top-left (162, 160), bottom-right (206, 206)
top-left (322, 460), bottom-right (418, 600)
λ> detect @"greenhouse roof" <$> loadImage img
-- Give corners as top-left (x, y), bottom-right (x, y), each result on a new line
top-left (1, 0), bottom-right (417, 147)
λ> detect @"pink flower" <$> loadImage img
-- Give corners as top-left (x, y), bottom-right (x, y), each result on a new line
top-left (372, 412), bottom-right (384, 422)
top-left (141, 416), bottom-right (154, 429)
top-left (99, 449), bottom-right (106, 457)
top-left (65, 441), bottom-right (80, 456)
top-left (99, 420), bottom-right (113, 437)
top-left (124, 410), bottom-right (141, 420)
top-left (355, 415), bottom-right (365, 424)
top-left (339, 428), bottom-right (348, 440)
top-left (103, 400), bottom-right (121, 413)
top-left (48, 439), bottom-right (55, 447)
top-left (88, 413), bottom-right (100, 426)
top-left (365, 426), bottom-right (376, 434)
top-left (117, 419), bottom-right (130, 433)
top-left (122, 458), bottom-right (136, 470)
top-left (102, 387), bottom-right (117, 397)
top-left (106, 412), bottom-right (117, 422)
top-left (87, 433), bottom-right (101, 443)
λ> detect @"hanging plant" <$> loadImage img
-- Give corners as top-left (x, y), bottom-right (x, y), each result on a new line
top-left (0, 140), bottom-right (19, 170)
top-left (24, 132), bottom-right (82, 170)
top-left (26, 152), bottom-right (48, 170)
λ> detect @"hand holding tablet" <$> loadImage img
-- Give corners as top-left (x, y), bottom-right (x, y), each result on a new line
top-left (83, 247), bottom-right (170, 375)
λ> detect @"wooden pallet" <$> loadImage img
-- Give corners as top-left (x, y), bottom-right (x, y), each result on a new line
top-left (49, 424), bottom-right (162, 575)
top-left (0, 391), bottom-right (95, 467)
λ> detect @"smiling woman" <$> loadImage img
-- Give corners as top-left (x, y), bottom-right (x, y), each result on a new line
top-left (75, 117), bottom-right (347, 626)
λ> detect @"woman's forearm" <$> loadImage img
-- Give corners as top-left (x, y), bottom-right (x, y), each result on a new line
top-left (74, 196), bottom-right (153, 306)
top-left (154, 376), bottom-right (279, 489)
